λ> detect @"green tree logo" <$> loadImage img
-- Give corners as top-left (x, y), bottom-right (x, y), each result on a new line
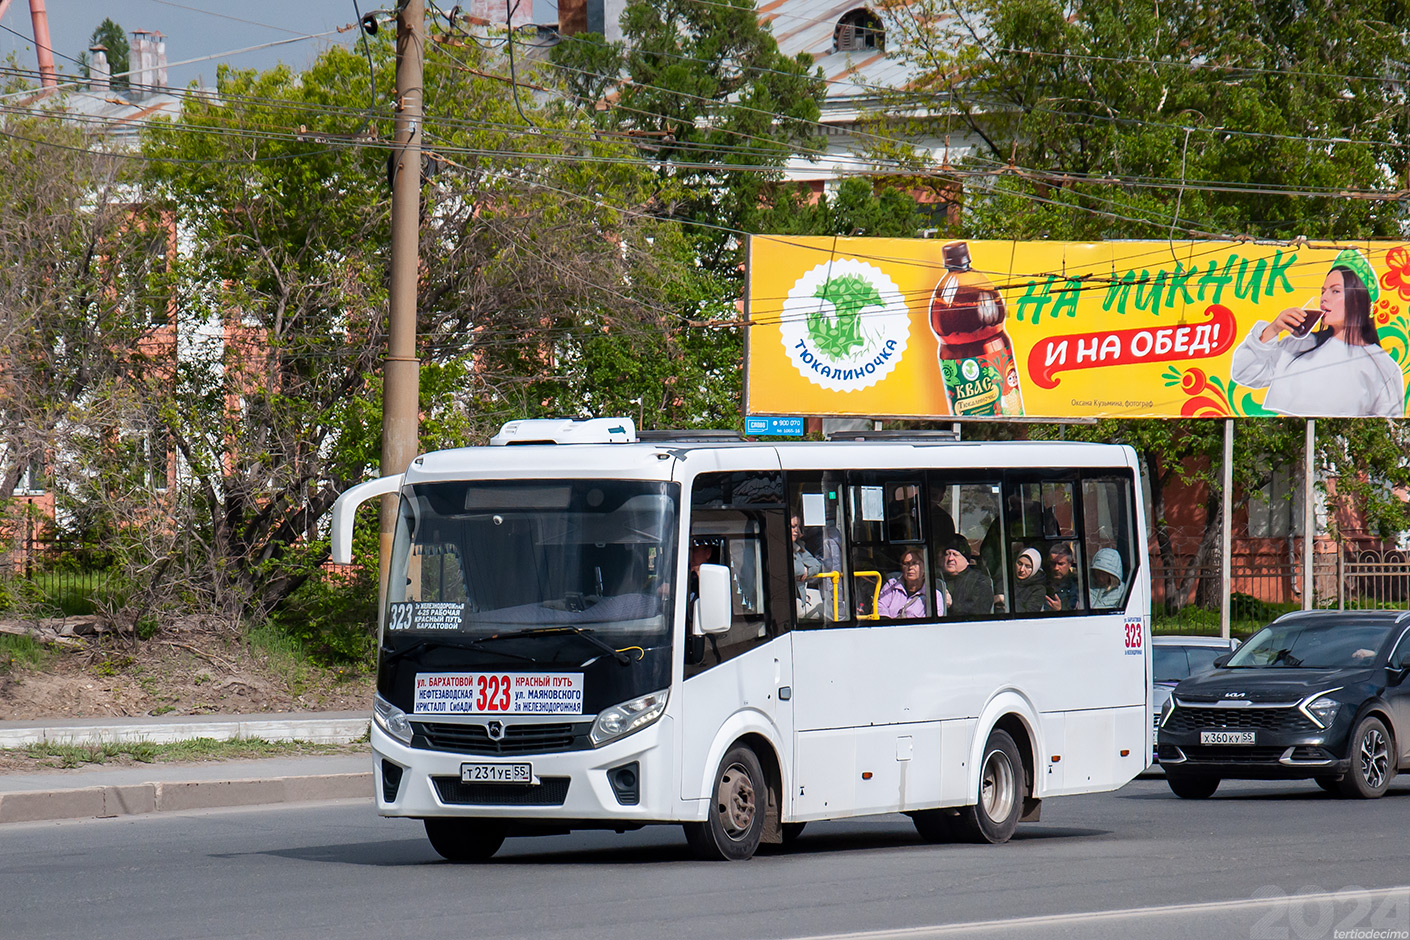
top-left (808, 274), bottom-right (882, 360)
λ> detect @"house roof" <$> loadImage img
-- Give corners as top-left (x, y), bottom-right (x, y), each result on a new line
top-left (12, 85), bottom-right (187, 147)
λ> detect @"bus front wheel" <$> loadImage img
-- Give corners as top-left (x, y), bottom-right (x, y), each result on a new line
top-left (424, 817), bottom-right (506, 862)
top-left (951, 729), bottom-right (1024, 844)
top-left (684, 745), bottom-right (766, 861)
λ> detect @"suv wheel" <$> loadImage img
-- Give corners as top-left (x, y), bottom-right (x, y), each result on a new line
top-left (1165, 772), bottom-right (1219, 799)
top-left (1338, 715), bottom-right (1394, 799)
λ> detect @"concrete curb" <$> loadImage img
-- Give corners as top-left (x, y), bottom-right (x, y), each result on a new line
top-left (0, 714), bottom-right (371, 749)
top-left (0, 771), bottom-right (372, 824)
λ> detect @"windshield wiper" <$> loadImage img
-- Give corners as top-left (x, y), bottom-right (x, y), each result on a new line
top-left (379, 636), bottom-right (539, 665)
top-left (475, 626), bottom-right (633, 665)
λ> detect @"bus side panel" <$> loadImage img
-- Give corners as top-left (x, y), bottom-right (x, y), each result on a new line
top-left (678, 637), bottom-right (793, 803)
top-left (1058, 708), bottom-right (1115, 792)
top-left (793, 722), bottom-right (945, 820)
top-left (1038, 713), bottom-right (1065, 794)
top-left (793, 728), bottom-right (856, 821)
top-left (1042, 705), bottom-right (1147, 796)
top-left (940, 718), bottom-right (979, 803)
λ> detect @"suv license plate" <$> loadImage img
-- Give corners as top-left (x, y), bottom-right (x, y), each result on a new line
top-left (461, 762), bottom-right (532, 784)
top-left (1200, 731), bottom-right (1255, 745)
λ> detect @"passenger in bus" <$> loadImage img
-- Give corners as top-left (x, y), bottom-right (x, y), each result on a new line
top-left (790, 515), bottom-right (822, 608)
top-left (877, 549), bottom-right (945, 619)
top-left (1088, 548), bottom-right (1126, 608)
top-left (1045, 542), bottom-right (1082, 611)
top-left (1012, 547), bottom-right (1047, 613)
top-left (941, 536), bottom-right (994, 615)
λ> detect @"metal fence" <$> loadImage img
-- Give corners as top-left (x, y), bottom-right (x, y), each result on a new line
top-left (1152, 548), bottom-right (1410, 621)
top-left (1, 535), bottom-right (115, 614)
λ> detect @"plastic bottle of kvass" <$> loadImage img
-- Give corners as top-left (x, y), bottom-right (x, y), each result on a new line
top-left (929, 241), bottom-right (1024, 416)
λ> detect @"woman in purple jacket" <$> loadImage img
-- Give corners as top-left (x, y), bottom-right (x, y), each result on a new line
top-left (877, 549), bottom-right (946, 619)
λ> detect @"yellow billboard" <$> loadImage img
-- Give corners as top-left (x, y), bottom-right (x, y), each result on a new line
top-left (745, 237), bottom-right (1410, 419)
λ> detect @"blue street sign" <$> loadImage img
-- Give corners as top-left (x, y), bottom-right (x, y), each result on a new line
top-left (744, 416), bottom-right (805, 436)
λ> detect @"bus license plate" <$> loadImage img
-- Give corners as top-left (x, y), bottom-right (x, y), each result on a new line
top-left (461, 762), bottom-right (532, 784)
top-left (1200, 731), bottom-right (1255, 745)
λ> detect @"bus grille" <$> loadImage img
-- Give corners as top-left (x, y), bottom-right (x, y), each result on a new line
top-left (411, 721), bottom-right (587, 755)
top-left (1164, 707), bottom-right (1313, 734)
top-left (433, 776), bottom-right (571, 806)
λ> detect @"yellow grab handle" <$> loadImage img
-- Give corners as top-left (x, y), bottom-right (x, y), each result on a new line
top-left (809, 571), bottom-right (842, 621)
top-left (854, 570), bottom-right (883, 621)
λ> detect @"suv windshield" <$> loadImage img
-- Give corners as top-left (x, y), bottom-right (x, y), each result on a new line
top-left (1226, 621), bottom-right (1393, 669)
top-left (385, 480), bottom-right (678, 643)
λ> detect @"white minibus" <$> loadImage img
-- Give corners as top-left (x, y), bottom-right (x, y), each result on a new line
top-left (331, 417), bottom-right (1151, 860)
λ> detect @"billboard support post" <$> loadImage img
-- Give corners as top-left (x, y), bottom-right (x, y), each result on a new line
top-left (1303, 420), bottom-right (1316, 610)
top-left (1221, 418), bottom-right (1233, 640)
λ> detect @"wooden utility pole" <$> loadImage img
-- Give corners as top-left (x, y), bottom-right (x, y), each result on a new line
top-left (379, 0), bottom-right (424, 596)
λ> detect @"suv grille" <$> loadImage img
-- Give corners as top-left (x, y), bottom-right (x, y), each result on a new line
top-left (411, 720), bottom-right (588, 755)
top-left (1164, 706), bottom-right (1315, 735)
top-left (433, 776), bottom-right (571, 806)
top-left (1178, 745), bottom-right (1288, 763)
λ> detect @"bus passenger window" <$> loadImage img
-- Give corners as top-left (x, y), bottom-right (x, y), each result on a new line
top-left (930, 480), bottom-right (1003, 617)
top-left (1082, 478), bottom-right (1136, 610)
top-left (846, 476), bottom-right (925, 624)
top-left (886, 484), bottom-right (922, 542)
top-left (1007, 482), bottom-right (1075, 540)
top-left (788, 477), bottom-right (848, 625)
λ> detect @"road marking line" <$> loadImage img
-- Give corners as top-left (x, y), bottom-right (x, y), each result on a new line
top-left (788, 885), bottom-right (1410, 939)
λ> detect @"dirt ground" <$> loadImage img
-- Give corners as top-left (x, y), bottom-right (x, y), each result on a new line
top-left (0, 620), bottom-right (373, 721)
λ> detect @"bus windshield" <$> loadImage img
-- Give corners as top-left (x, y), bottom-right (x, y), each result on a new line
top-left (385, 480), bottom-right (678, 642)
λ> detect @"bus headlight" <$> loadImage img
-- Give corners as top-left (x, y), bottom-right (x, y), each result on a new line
top-left (373, 693), bottom-right (414, 745)
top-left (591, 689), bottom-right (669, 747)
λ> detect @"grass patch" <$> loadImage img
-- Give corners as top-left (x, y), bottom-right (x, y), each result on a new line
top-left (246, 619), bottom-right (317, 694)
top-left (1152, 606), bottom-right (1267, 639)
top-left (0, 633), bottom-right (55, 673)
top-left (9, 736), bottom-right (366, 770)
top-left (247, 618), bottom-right (373, 694)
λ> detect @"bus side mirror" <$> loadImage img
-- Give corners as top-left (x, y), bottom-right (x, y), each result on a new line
top-left (693, 564), bottom-right (732, 636)
top-left (330, 473), bottom-right (404, 564)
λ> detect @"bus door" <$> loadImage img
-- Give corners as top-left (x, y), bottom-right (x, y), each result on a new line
top-left (677, 465), bottom-right (794, 805)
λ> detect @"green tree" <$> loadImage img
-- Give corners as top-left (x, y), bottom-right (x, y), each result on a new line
top-left (0, 106), bottom-right (155, 515)
top-left (544, 5), bottom-right (933, 427)
top-left (81, 18), bottom-right (129, 90)
top-left (878, 0), bottom-right (1410, 578)
top-left (136, 35), bottom-right (698, 621)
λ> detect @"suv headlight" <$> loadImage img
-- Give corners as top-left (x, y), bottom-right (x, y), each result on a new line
top-left (591, 689), bottom-right (669, 747)
top-left (1159, 695), bottom-right (1176, 728)
top-left (373, 692), bottom-right (414, 745)
top-left (1301, 691), bottom-right (1343, 730)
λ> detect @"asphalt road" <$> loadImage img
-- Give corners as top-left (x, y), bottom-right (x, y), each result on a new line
top-left (6, 777), bottom-right (1410, 940)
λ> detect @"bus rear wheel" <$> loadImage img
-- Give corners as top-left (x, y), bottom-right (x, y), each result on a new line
top-left (951, 729), bottom-right (1024, 844)
top-left (424, 818), bottom-right (506, 862)
top-left (684, 745), bottom-right (766, 861)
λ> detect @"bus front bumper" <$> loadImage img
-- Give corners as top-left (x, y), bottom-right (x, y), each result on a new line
top-left (371, 716), bottom-right (677, 822)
